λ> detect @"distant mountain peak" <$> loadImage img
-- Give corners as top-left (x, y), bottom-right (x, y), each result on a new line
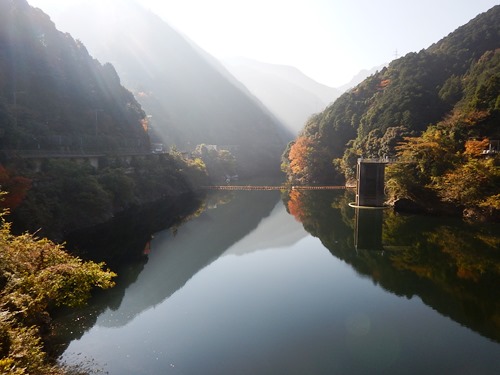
top-left (222, 57), bottom-right (341, 133)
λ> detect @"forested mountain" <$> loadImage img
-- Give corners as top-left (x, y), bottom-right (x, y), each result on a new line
top-left (0, 0), bottom-right (149, 153)
top-left (38, 0), bottom-right (293, 178)
top-left (0, 0), bottom-right (209, 239)
top-left (223, 57), bottom-right (341, 134)
top-left (284, 5), bottom-right (500, 217)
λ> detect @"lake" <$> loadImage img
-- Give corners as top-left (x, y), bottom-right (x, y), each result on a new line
top-left (54, 189), bottom-right (500, 374)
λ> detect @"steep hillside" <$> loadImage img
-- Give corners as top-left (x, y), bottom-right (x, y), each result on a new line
top-left (0, 0), bottom-right (149, 153)
top-left (0, 0), bottom-right (208, 239)
top-left (223, 57), bottom-right (341, 134)
top-left (336, 64), bottom-right (387, 92)
top-left (39, 0), bottom-right (293, 178)
top-left (284, 4), bottom-right (500, 193)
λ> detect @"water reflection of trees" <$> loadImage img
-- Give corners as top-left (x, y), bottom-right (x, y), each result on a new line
top-left (283, 189), bottom-right (500, 343)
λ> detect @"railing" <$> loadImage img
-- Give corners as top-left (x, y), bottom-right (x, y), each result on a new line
top-left (357, 157), bottom-right (398, 164)
top-left (1, 149), bottom-right (157, 159)
top-left (202, 185), bottom-right (347, 191)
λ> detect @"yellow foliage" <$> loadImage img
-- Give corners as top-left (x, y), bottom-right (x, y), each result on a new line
top-left (480, 194), bottom-right (500, 209)
top-left (0, 209), bottom-right (116, 374)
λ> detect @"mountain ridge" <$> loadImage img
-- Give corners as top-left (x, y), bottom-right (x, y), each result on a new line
top-left (222, 57), bottom-right (341, 134)
top-left (41, 0), bottom-right (293, 178)
top-left (0, 0), bottom-right (149, 153)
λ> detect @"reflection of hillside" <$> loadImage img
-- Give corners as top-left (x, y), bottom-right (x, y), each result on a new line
top-left (49, 194), bottom-right (203, 358)
top-left (286, 190), bottom-right (500, 343)
top-left (89, 190), bottom-right (281, 328)
top-left (65, 193), bottom-right (203, 266)
top-left (51, 191), bottom-right (280, 356)
top-left (223, 200), bottom-right (307, 257)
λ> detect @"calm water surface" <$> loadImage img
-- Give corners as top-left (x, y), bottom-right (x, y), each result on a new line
top-left (57, 190), bottom-right (500, 374)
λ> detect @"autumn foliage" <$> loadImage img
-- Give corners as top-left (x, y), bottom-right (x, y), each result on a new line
top-left (464, 138), bottom-right (490, 157)
top-left (287, 190), bottom-right (305, 222)
top-left (0, 165), bottom-right (31, 210)
top-left (288, 136), bottom-right (313, 176)
top-left (0, 208), bottom-right (116, 374)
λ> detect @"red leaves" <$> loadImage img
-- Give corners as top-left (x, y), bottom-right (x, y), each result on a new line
top-left (0, 165), bottom-right (32, 210)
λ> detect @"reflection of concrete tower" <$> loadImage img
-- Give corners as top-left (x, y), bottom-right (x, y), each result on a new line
top-left (356, 158), bottom-right (386, 207)
top-left (354, 208), bottom-right (384, 251)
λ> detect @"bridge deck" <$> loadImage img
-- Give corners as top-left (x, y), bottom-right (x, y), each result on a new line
top-left (202, 185), bottom-right (347, 191)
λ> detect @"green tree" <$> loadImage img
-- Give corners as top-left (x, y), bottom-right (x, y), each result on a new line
top-left (98, 168), bottom-right (137, 210)
top-left (193, 145), bottom-right (236, 183)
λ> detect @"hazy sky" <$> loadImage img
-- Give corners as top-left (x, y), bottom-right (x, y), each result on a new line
top-left (28, 0), bottom-right (499, 87)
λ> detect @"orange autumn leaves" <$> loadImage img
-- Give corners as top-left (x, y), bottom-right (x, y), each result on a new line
top-left (286, 134), bottom-right (334, 185)
top-left (288, 136), bottom-right (313, 175)
top-left (287, 189), bottom-right (305, 223)
top-left (464, 138), bottom-right (490, 157)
